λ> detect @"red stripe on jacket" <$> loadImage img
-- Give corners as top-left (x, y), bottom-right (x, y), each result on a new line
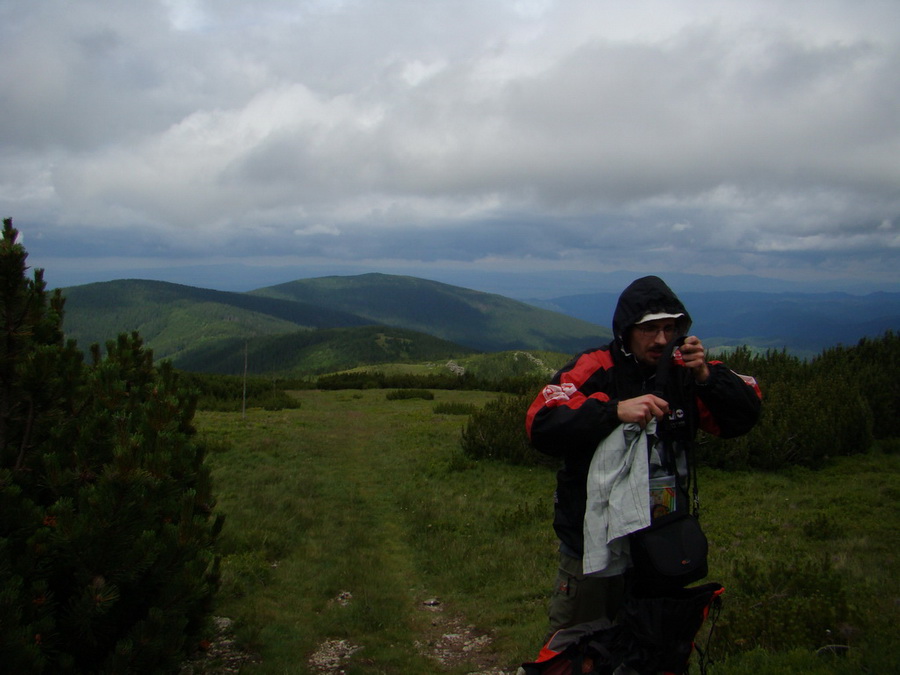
top-left (525, 350), bottom-right (614, 439)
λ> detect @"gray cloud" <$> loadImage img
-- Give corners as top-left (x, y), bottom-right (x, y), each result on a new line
top-left (1, 0), bottom-right (898, 294)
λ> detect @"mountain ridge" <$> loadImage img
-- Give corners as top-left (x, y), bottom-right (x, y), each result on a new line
top-left (60, 275), bottom-right (611, 375)
top-left (58, 274), bottom-right (898, 376)
top-left (248, 272), bottom-right (610, 353)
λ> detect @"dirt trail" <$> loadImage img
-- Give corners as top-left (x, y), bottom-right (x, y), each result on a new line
top-left (306, 594), bottom-right (516, 674)
top-left (184, 597), bottom-right (517, 674)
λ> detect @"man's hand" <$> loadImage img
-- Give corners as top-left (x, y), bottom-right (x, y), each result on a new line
top-left (617, 394), bottom-right (670, 427)
top-left (678, 335), bottom-right (710, 383)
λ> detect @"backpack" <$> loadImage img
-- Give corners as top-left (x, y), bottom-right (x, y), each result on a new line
top-left (517, 617), bottom-right (627, 675)
top-left (519, 583), bottom-right (724, 675)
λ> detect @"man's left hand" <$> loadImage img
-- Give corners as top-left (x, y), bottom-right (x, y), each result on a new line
top-left (678, 336), bottom-right (710, 383)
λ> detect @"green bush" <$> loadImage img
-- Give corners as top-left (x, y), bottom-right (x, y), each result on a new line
top-left (314, 367), bottom-right (545, 395)
top-left (714, 553), bottom-right (853, 657)
top-left (179, 371), bottom-right (302, 411)
top-left (317, 371), bottom-right (385, 390)
top-left (433, 402), bottom-right (478, 415)
top-left (385, 389), bottom-right (434, 401)
top-left (460, 395), bottom-right (552, 466)
top-left (813, 332), bottom-right (899, 440)
top-left (699, 346), bottom-right (877, 470)
top-left (460, 337), bottom-right (898, 472)
top-left (0, 219), bottom-right (221, 673)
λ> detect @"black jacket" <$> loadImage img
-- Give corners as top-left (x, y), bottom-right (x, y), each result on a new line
top-left (525, 276), bottom-right (761, 556)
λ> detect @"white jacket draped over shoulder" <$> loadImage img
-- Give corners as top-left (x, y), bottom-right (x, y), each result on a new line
top-left (581, 419), bottom-right (655, 576)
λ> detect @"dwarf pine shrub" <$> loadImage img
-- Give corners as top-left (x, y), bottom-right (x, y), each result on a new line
top-left (0, 219), bottom-right (221, 673)
top-left (433, 401), bottom-right (478, 415)
top-left (713, 553), bottom-right (853, 656)
top-left (698, 349), bottom-right (876, 470)
top-left (386, 388), bottom-right (434, 400)
top-left (460, 394), bottom-right (551, 466)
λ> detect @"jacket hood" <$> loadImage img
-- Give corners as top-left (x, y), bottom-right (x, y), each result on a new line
top-left (612, 276), bottom-right (692, 348)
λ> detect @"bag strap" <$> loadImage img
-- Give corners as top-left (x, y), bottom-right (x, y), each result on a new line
top-left (653, 335), bottom-right (702, 519)
top-left (651, 335), bottom-right (686, 399)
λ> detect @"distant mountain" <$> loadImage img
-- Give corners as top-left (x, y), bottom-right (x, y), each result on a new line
top-left (61, 279), bottom-right (369, 362)
top-left (539, 290), bottom-right (900, 356)
top-left (60, 275), bottom-right (611, 375)
top-left (247, 273), bottom-right (611, 353)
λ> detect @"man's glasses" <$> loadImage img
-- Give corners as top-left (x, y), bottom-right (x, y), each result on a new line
top-left (634, 323), bottom-right (677, 337)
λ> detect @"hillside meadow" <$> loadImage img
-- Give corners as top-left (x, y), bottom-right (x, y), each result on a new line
top-left (195, 388), bottom-right (899, 674)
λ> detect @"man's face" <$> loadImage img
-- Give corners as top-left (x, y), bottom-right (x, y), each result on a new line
top-left (628, 319), bottom-right (677, 366)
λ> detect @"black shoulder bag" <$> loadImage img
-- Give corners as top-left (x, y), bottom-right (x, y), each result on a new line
top-left (628, 336), bottom-right (709, 593)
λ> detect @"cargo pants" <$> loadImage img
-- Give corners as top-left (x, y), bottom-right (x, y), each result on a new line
top-left (547, 551), bottom-right (625, 639)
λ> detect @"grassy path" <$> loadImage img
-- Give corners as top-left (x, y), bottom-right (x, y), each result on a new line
top-left (198, 389), bottom-right (552, 674)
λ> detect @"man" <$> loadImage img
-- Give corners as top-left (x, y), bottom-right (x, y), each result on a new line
top-left (525, 276), bottom-right (761, 634)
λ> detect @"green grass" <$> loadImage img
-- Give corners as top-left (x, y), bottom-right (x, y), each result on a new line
top-left (197, 391), bottom-right (900, 674)
top-left (700, 455), bottom-right (900, 672)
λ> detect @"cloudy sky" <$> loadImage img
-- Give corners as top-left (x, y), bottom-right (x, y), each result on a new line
top-left (2, 0), bottom-right (898, 297)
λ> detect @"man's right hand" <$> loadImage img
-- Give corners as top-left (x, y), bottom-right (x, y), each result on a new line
top-left (617, 394), bottom-right (670, 427)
